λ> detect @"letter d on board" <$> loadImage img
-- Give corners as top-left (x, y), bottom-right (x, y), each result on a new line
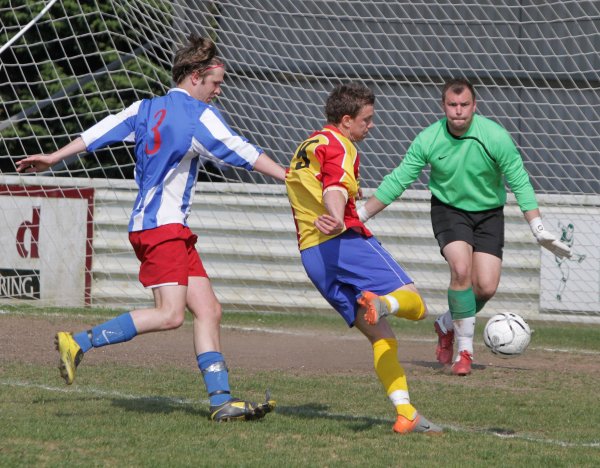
top-left (16, 206), bottom-right (40, 258)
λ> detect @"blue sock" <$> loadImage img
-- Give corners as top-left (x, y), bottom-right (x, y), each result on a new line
top-left (197, 351), bottom-right (231, 407)
top-left (73, 331), bottom-right (93, 353)
top-left (87, 313), bottom-right (137, 348)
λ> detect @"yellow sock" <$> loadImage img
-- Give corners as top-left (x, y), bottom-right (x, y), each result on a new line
top-left (372, 338), bottom-right (417, 419)
top-left (380, 289), bottom-right (425, 321)
top-left (396, 404), bottom-right (417, 420)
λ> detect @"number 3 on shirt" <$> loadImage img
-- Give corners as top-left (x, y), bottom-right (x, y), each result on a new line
top-left (145, 108), bottom-right (167, 155)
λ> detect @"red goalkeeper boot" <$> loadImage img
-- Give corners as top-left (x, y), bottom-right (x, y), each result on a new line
top-left (434, 320), bottom-right (454, 365)
top-left (451, 350), bottom-right (473, 376)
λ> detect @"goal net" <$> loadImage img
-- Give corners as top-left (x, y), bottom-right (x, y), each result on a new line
top-left (1, 0), bottom-right (599, 321)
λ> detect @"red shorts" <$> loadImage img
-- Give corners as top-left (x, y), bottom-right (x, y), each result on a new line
top-left (129, 223), bottom-right (207, 288)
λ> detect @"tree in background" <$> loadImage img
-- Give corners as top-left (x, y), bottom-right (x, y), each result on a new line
top-left (0, 0), bottom-right (174, 178)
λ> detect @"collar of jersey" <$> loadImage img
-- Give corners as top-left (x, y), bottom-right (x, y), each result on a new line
top-left (323, 124), bottom-right (343, 136)
top-left (445, 113), bottom-right (479, 140)
top-left (168, 87), bottom-right (192, 97)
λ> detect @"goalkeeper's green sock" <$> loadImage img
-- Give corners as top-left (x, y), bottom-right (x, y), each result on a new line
top-left (476, 298), bottom-right (488, 313)
top-left (448, 287), bottom-right (476, 357)
top-left (448, 287), bottom-right (476, 320)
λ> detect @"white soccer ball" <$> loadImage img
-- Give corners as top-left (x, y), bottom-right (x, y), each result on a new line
top-left (483, 313), bottom-right (531, 358)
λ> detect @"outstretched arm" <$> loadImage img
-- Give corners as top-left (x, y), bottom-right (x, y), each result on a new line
top-left (357, 195), bottom-right (388, 222)
top-left (16, 137), bottom-right (87, 174)
top-left (524, 208), bottom-right (572, 259)
top-left (253, 153), bottom-right (286, 181)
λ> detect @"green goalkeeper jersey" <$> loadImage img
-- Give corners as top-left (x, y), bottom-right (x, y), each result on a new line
top-left (375, 114), bottom-right (538, 212)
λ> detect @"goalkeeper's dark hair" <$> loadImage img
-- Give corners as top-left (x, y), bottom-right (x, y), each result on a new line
top-left (172, 33), bottom-right (225, 84)
top-left (325, 82), bottom-right (375, 124)
top-left (442, 78), bottom-right (476, 102)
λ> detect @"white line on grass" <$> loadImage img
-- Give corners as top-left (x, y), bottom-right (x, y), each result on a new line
top-left (221, 325), bottom-right (600, 356)
top-left (1, 378), bottom-right (598, 449)
top-left (2, 309), bottom-right (600, 356)
top-left (0, 378), bottom-right (206, 406)
top-left (440, 422), bottom-right (600, 448)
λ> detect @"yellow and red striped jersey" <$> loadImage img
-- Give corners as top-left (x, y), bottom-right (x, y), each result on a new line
top-left (285, 125), bottom-right (372, 250)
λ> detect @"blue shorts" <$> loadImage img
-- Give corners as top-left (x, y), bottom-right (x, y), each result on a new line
top-left (300, 230), bottom-right (413, 327)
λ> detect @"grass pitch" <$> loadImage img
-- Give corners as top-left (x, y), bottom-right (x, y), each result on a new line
top-left (1, 307), bottom-right (599, 467)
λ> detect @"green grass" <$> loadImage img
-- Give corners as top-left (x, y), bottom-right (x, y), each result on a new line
top-left (4, 304), bottom-right (600, 351)
top-left (1, 307), bottom-right (599, 467)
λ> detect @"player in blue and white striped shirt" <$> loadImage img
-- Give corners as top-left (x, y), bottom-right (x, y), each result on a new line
top-left (17, 34), bottom-right (284, 421)
top-left (80, 84), bottom-right (267, 232)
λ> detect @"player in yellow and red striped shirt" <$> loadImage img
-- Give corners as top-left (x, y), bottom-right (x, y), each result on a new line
top-left (285, 83), bottom-right (442, 435)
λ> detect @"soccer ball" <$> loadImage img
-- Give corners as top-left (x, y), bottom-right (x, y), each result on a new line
top-left (483, 313), bottom-right (531, 358)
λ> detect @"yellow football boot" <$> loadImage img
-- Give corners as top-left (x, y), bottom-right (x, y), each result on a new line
top-left (55, 332), bottom-right (84, 385)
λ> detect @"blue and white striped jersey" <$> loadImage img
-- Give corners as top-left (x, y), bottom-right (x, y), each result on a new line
top-left (81, 88), bottom-right (263, 232)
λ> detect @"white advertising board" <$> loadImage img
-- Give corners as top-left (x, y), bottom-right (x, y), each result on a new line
top-left (539, 212), bottom-right (600, 314)
top-left (0, 185), bottom-right (94, 306)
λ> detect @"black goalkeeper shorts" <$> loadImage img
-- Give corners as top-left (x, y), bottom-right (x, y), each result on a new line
top-left (430, 195), bottom-right (504, 260)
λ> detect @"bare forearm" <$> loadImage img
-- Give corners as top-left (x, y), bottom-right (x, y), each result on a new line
top-left (314, 189), bottom-right (346, 235)
top-left (52, 137), bottom-right (87, 161)
top-left (253, 153), bottom-right (286, 181)
top-left (523, 208), bottom-right (541, 224)
top-left (323, 189), bottom-right (347, 222)
top-left (358, 196), bottom-right (388, 222)
top-left (16, 137), bottom-right (87, 173)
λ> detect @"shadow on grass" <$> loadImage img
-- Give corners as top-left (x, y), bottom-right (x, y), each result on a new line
top-left (409, 359), bottom-right (488, 372)
top-left (108, 398), bottom-right (390, 429)
top-left (262, 403), bottom-right (389, 429)
top-left (110, 396), bottom-right (207, 416)
top-left (410, 359), bottom-right (533, 373)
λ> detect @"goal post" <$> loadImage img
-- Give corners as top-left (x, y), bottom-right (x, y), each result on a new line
top-left (1, 1), bottom-right (599, 321)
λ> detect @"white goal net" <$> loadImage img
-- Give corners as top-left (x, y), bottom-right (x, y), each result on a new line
top-left (1, 0), bottom-right (599, 321)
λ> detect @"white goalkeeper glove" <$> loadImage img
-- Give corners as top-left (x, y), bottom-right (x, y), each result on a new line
top-left (529, 217), bottom-right (572, 259)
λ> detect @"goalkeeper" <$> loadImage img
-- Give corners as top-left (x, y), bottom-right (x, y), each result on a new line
top-left (16, 34), bottom-right (283, 421)
top-left (286, 82), bottom-right (442, 435)
top-left (357, 78), bottom-right (571, 377)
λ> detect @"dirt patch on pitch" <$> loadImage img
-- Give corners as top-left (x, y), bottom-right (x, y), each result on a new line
top-left (1, 315), bottom-right (598, 378)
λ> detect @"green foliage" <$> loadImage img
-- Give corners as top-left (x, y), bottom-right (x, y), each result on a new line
top-left (0, 0), bottom-right (174, 176)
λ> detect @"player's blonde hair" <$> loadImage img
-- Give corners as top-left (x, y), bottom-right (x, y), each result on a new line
top-left (172, 33), bottom-right (225, 84)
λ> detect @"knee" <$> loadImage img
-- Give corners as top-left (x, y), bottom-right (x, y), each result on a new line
top-left (408, 291), bottom-right (428, 321)
top-left (160, 305), bottom-right (186, 330)
top-left (473, 284), bottom-right (497, 302)
top-left (449, 263), bottom-right (471, 287)
top-left (212, 302), bottom-right (223, 322)
top-left (190, 301), bottom-right (222, 324)
top-left (418, 301), bottom-right (428, 320)
top-left (479, 290), bottom-right (496, 302)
